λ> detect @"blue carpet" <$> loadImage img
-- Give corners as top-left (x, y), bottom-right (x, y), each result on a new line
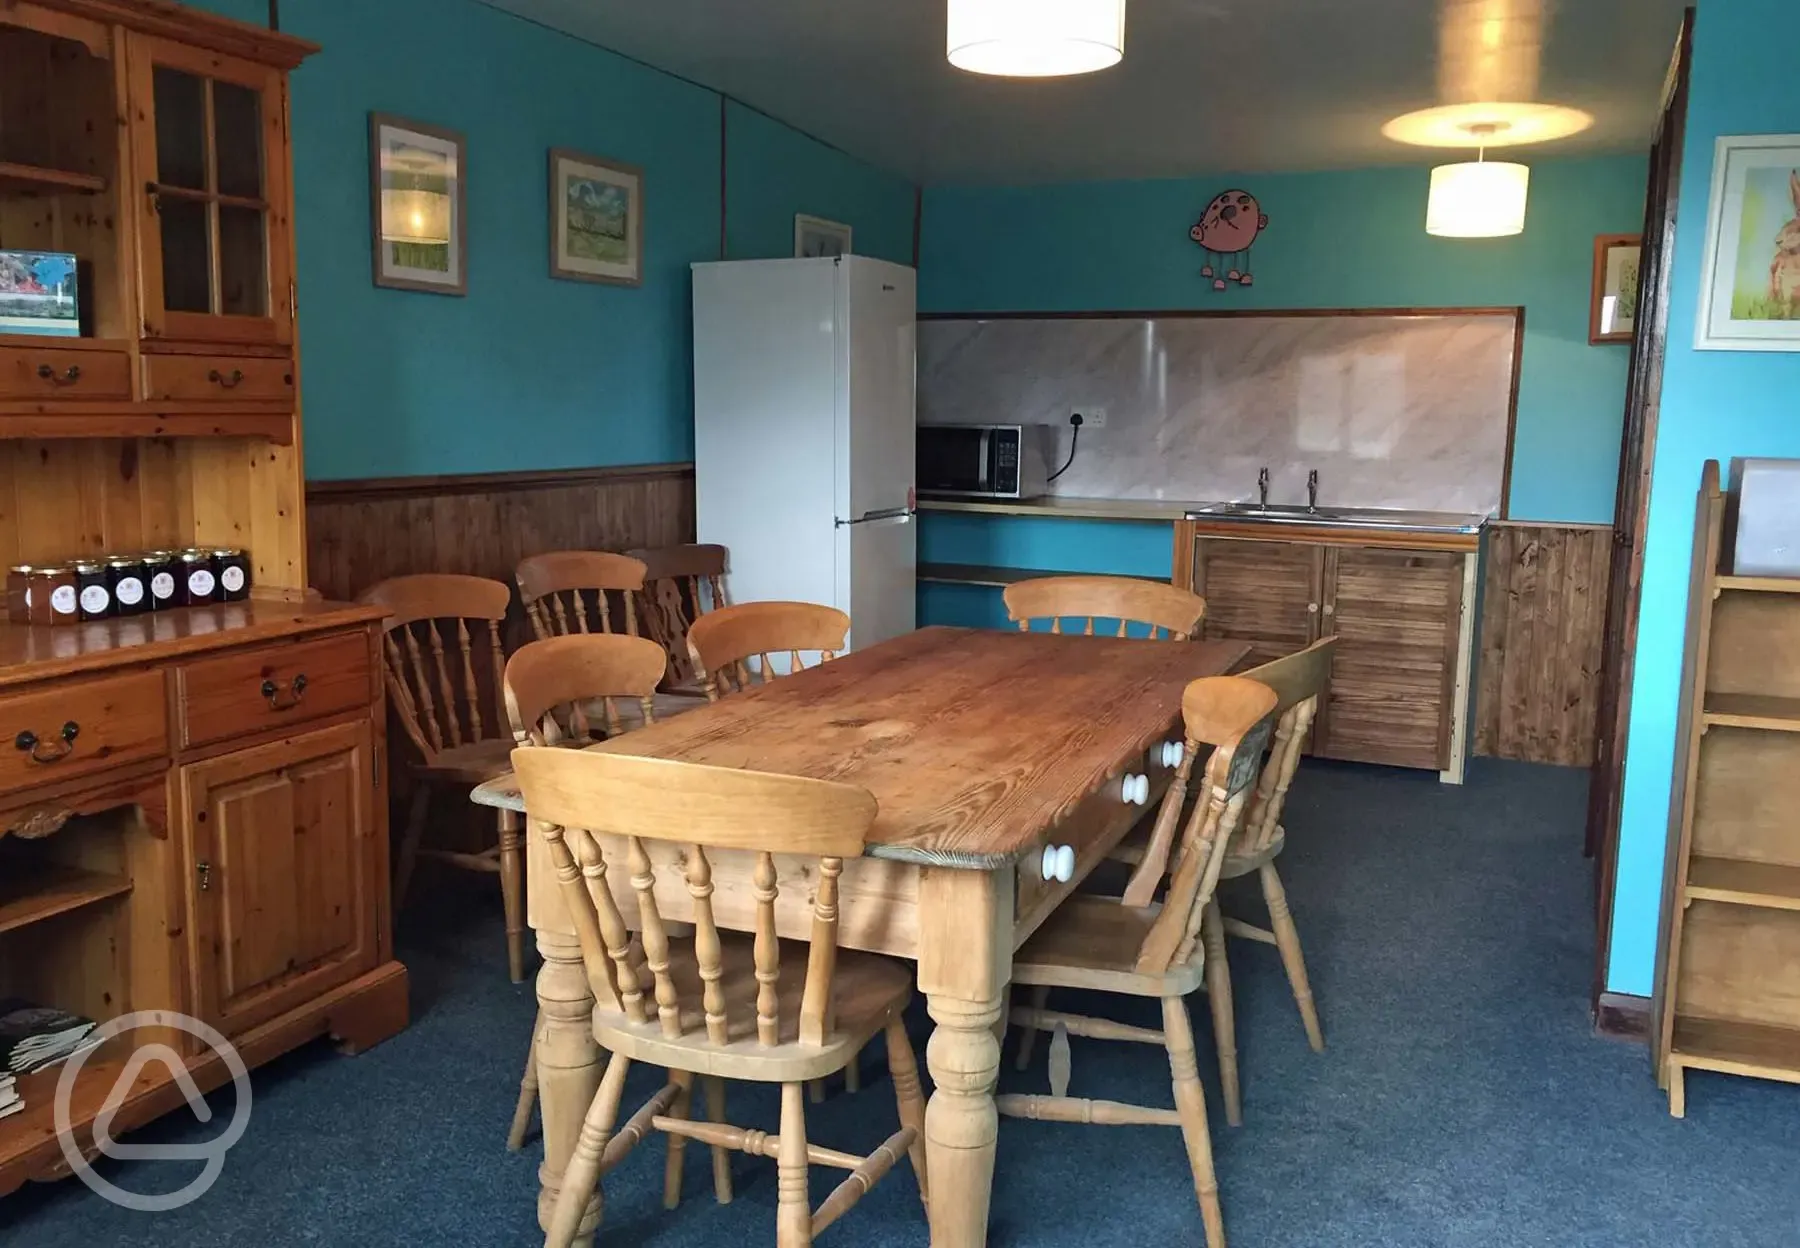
top-left (6, 759), bottom-right (1798, 1246)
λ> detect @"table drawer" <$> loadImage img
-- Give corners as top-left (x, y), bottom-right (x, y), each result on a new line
top-left (144, 354), bottom-right (294, 405)
top-left (0, 670), bottom-right (168, 791)
top-left (177, 632), bottom-right (371, 749)
top-left (0, 344), bottom-right (133, 402)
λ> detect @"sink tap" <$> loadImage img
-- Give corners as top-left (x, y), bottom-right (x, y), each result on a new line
top-left (1307, 469), bottom-right (1319, 514)
top-left (1258, 467), bottom-right (1270, 510)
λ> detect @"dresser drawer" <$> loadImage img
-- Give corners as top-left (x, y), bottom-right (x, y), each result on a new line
top-left (144, 354), bottom-right (294, 405)
top-left (0, 344), bottom-right (133, 402)
top-left (0, 670), bottom-right (168, 792)
top-left (177, 633), bottom-right (371, 749)
top-left (1014, 748), bottom-right (1168, 941)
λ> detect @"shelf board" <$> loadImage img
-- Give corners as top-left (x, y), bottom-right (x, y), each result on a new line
top-left (0, 161), bottom-right (106, 197)
top-left (918, 562), bottom-right (1173, 589)
top-left (0, 412), bottom-right (294, 443)
top-left (1701, 692), bottom-right (1800, 733)
top-left (1686, 856), bottom-right (1800, 911)
top-left (1671, 1015), bottom-right (1800, 1083)
top-left (1717, 574), bottom-right (1800, 594)
top-left (0, 866), bottom-right (132, 936)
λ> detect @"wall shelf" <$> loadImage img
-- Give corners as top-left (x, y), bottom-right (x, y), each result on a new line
top-left (1716, 575), bottom-right (1800, 594)
top-left (0, 161), bottom-right (105, 197)
top-left (1701, 692), bottom-right (1800, 733)
top-left (0, 866), bottom-right (131, 936)
top-left (919, 562), bottom-right (1172, 588)
top-left (1670, 1015), bottom-right (1800, 1082)
top-left (1685, 856), bottom-right (1800, 912)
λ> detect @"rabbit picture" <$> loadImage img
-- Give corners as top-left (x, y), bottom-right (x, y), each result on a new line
top-left (1771, 169), bottom-right (1800, 310)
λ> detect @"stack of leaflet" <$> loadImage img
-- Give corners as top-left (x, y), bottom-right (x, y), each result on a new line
top-left (0, 999), bottom-right (102, 1112)
top-left (0, 1071), bottom-right (16, 1120)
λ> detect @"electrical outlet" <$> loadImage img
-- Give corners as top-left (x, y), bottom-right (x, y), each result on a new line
top-left (1081, 407), bottom-right (1108, 429)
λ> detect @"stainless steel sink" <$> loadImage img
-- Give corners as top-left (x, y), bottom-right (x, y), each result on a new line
top-left (1185, 501), bottom-right (1485, 534)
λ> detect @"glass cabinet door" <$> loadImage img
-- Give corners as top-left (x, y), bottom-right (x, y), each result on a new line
top-left (131, 38), bottom-right (292, 345)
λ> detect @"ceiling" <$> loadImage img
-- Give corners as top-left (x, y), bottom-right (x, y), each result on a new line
top-left (479, 0), bottom-right (1687, 184)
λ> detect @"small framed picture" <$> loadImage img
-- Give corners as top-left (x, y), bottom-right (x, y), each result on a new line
top-left (1695, 134), bottom-right (1800, 351)
top-left (1590, 234), bottom-right (1642, 344)
top-left (370, 114), bottom-right (466, 295)
top-left (550, 149), bottom-right (643, 286)
top-left (794, 214), bottom-right (852, 259)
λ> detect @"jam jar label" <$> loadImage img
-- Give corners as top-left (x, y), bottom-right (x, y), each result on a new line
top-left (221, 566), bottom-right (246, 594)
top-left (151, 572), bottom-right (176, 601)
top-left (79, 585), bottom-right (110, 615)
top-left (50, 585), bottom-right (77, 615)
top-left (188, 568), bottom-right (216, 597)
top-left (116, 576), bottom-right (145, 606)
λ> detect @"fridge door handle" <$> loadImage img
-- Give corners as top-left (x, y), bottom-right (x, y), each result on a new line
top-left (835, 507), bottom-right (915, 528)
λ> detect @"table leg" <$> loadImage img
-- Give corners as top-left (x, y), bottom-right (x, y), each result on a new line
top-left (917, 867), bottom-right (1013, 1248)
top-left (536, 929), bottom-right (602, 1246)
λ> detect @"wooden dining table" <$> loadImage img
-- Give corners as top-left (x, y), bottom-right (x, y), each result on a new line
top-left (472, 624), bottom-right (1251, 1247)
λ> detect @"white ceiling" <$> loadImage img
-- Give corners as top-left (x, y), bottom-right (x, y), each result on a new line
top-left (480, 0), bottom-right (1687, 184)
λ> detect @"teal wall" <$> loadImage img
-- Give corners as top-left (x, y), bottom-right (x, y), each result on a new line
top-left (1610, 0), bottom-right (1800, 996)
top-left (193, 0), bottom-right (915, 480)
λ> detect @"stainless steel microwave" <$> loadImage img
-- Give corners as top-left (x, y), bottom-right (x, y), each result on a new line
top-left (917, 423), bottom-right (1055, 500)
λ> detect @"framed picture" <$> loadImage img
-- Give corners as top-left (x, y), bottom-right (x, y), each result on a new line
top-left (550, 149), bottom-right (643, 286)
top-left (1589, 234), bottom-right (1642, 344)
top-left (370, 114), bottom-right (466, 295)
top-left (1695, 133), bottom-right (1800, 351)
top-left (794, 214), bottom-right (852, 259)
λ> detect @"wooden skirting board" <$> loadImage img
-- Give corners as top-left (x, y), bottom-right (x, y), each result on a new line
top-left (1595, 991), bottom-right (1651, 1043)
top-left (305, 463), bottom-right (697, 604)
top-left (1474, 522), bottom-right (1614, 768)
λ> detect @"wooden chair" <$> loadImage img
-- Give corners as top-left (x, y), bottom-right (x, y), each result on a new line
top-left (686, 600), bottom-right (850, 699)
top-left (1198, 636), bottom-right (1337, 1127)
top-left (1001, 675), bottom-right (1277, 1248)
top-left (510, 748), bottom-right (928, 1248)
top-left (1003, 574), bottom-right (1207, 639)
top-left (359, 574), bottom-right (528, 982)
top-left (629, 543), bottom-right (731, 695)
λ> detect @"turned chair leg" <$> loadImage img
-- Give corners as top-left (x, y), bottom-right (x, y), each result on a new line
top-left (507, 1010), bottom-right (540, 1151)
top-left (664, 1070), bottom-right (694, 1209)
top-left (1163, 996), bottom-right (1227, 1248)
top-left (776, 1082), bottom-right (812, 1248)
top-left (705, 1076), bottom-right (733, 1204)
top-left (884, 1016), bottom-right (930, 1212)
top-left (392, 783), bottom-right (430, 911)
top-left (1201, 900), bottom-right (1242, 1126)
top-left (1260, 863), bottom-right (1323, 1053)
top-left (1015, 985), bottom-right (1052, 1070)
top-left (498, 809), bottom-right (527, 984)
top-left (545, 1053), bottom-right (632, 1248)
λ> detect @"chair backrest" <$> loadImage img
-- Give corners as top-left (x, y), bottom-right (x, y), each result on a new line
top-left (511, 747), bottom-right (877, 1048)
top-left (686, 600), bottom-right (850, 699)
top-left (1003, 575), bottom-right (1207, 640)
top-left (515, 551), bottom-right (647, 641)
top-left (1236, 636), bottom-right (1337, 858)
top-left (1134, 675), bottom-right (1278, 975)
top-left (628, 543), bottom-right (730, 690)
top-left (503, 633), bottom-right (670, 745)
top-left (359, 573), bottom-right (512, 761)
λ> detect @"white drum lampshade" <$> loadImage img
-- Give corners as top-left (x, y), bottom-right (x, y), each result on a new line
top-left (947, 0), bottom-right (1126, 78)
top-left (1426, 160), bottom-right (1530, 238)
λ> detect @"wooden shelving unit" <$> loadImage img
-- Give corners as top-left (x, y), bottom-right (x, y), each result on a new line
top-left (0, 160), bottom-right (105, 196)
top-left (0, 865), bottom-right (132, 935)
top-left (1653, 459), bottom-right (1800, 1117)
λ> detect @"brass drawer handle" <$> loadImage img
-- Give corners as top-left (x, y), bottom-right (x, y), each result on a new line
top-left (208, 368), bottom-right (246, 389)
top-left (261, 673), bottom-right (308, 710)
top-left (36, 364), bottom-right (82, 387)
top-left (15, 721), bottom-right (79, 763)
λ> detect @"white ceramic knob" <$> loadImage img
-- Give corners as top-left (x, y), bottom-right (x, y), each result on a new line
top-left (1159, 740), bottom-right (1184, 768)
top-left (1120, 773), bottom-right (1150, 805)
top-left (1040, 844), bottom-right (1075, 883)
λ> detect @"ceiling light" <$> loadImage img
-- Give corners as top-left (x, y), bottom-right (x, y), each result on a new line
top-left (1382, 101), bottom-right (1592, 148)
top-left (1427, 157), bottom-right (1530, 237)
top-left (947, 0), bottom-right (1126, 78)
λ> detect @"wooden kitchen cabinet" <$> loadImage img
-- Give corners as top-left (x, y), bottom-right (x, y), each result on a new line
top-left (1177, 521), bottom-right (1480, 781)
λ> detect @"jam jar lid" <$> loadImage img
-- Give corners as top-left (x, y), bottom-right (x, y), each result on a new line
top-left (210, 547), bottom-right (244, 557)
top-left (73, 560), bottom-right (104, 574)
top-left (36, 564), bottom-right (71, 574)
top-left (179, 549), bottom-right (210, 563)
top-left (143, 549), bottom-right (175, 558)
top-left (106, 555), bottom-right (141, 568)
top-left (10, 564), bottom-right (32, 573)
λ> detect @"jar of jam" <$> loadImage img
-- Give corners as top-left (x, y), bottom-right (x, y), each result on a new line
top-left (32, 567), bottom-right (77, 625)
top-left (7, 565), bottom-right (31, 624)
top-left (74, 561), bottom-right (112, 621)
top-left (211, 548), bottom-right (250, 602)
top-left (180, 549), bottom-right (218, 606)
top-left (144, 551), bottom-right (178, 611)
top-left (108, 556), bottom-right (148, 617)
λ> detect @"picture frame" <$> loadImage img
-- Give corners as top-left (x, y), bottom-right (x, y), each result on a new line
top-left (1695, 133), bottom-right (1800, 351)
top-left (1589, 234), bottom-right (1642, 344)
top-left (794, 214), bottom-right (853, 259)
top-left (550, 149), bottom-right (643, 286)
top-left (370, 114), bottom-right (467, 296)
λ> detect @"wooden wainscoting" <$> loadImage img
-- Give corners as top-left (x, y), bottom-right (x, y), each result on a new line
top-left (305, 463), bottom-right (696, 602)
top-left (1474, 521), bottom-right (1614, 767)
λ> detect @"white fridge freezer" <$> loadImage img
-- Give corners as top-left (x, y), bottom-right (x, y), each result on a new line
top-left (692, 256), bottom-right (917, 652)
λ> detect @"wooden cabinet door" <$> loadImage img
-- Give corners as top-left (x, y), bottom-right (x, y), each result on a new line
top-left (1191, 536), bottom-right (1324, 669)
top-left (1316, 547), bottom-right (1465, 770)
top-left (181, 721), bottom-right (376, 1037)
